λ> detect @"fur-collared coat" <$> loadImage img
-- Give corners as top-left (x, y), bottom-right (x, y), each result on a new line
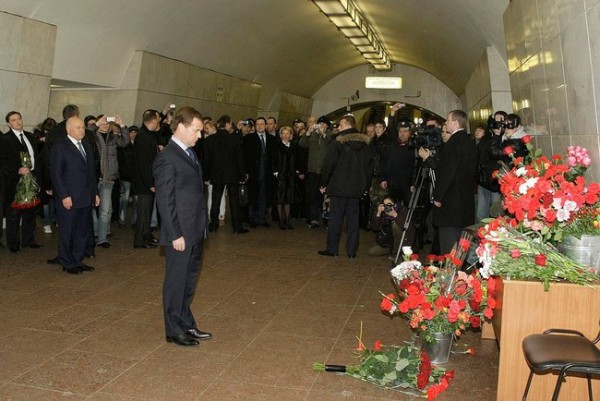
top-left (320, 129), bottom-right (375, 198)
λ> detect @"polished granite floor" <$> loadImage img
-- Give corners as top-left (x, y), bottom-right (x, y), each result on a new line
top-left (0, 219), bottom-right (499, 400)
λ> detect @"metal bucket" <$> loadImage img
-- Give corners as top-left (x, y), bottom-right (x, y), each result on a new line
top-left (559, 235), bottom-right (600, 276)
top-left (421, 332), bottom-right (454, 364)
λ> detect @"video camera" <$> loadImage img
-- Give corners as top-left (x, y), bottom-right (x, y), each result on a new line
top-left (408, 125), bottom-right (443, 150)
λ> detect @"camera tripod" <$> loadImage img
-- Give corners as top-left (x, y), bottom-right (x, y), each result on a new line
top-left (393, 163), bottom-right (436, 265)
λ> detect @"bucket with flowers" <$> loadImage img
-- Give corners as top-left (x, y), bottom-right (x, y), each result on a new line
top-left (380, 235), bottom-right (496, 363)
top-left (477, 139), bottom-right (600, 290)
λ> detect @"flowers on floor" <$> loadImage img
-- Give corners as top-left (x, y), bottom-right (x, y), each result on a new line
top-left (313, 342), bottom-right (453, 400)
top-left (11, 151), bottom-right (41, 209)
top-left (381, 236), bottom-right (496, 344)
top-left (476, 217), bottom-right (598, 290)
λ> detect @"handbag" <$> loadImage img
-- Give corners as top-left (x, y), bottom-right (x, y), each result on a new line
top-left (238, 182), bottom-right (248, 207)
top-left (375, 225), bottom-right (393, 248)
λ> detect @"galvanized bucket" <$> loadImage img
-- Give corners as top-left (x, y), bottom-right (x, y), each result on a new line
top-left (559, 235), bottom-right (600, 276)
top-left (421, 333), bottom-right (454, 364)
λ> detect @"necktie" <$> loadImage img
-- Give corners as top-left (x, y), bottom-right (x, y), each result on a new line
top-left (77, 141), bottom-right (87, 163)
top-left (186, 148), bottom-right (198, 165)
top-left (19, 133), bottom-right (30, 156)
top-left (260, 134), bottom-right (266, 152)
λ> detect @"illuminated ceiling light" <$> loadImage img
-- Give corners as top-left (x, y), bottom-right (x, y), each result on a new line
top-left (312, 0), bottom-right (391, 71)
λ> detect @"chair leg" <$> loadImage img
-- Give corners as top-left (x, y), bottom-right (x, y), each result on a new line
top-left (522, 370), bottom-right (534, 401)
top-left (587, 373), bottom-right (593, 401)
top-left (552, 371), bottom-right (567, 401)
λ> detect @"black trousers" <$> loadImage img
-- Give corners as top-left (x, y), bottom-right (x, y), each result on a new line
top-left (134, 193), bottom-right (154, 246)
top-left (163, 240), bottom-right (203, 336)
top-left (305, 172), bottom-right (323, 223)
top-left (56, 205), bottom-right (92, 269)
top-left (6, 205), bottom-right (37, 248)
top-left (326, 196), bottom-right (360, 256)
top-left (210, 183), bottom-right (242, 231)
top-left (438, 226), bottom-right (464, 255)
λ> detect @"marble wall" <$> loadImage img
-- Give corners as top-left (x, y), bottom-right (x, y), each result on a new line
top-left (50, 51), bottom-right (268, 127)
top-left (505, 0), bottom-right (600, 182)
top-left (465, 47), bottom-right (513, 129)
top-left (0, 12), bottom-right (55, 131)
top-left (311, 64), bottom-right (459, 119)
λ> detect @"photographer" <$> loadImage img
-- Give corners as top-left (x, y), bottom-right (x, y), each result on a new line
top-left (476, 111), bottom-right (506, 221)
top-left (368, 196), bottom-right (414, 257)
top-left (418, 110), bottom-right (477, 254)
top-left (380, 119), bottom-right (415, 207)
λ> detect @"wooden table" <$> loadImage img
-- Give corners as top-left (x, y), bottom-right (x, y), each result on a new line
top-left (481, 278), bottom-right (600, 401)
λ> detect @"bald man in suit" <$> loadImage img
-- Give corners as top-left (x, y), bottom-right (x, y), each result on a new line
top-left (153, 106), bottom-right (211, 347)
top-left (51, 117), bottom-right (100, 274)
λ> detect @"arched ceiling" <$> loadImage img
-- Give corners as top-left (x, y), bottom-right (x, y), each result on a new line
top-left (0, 0), bottom-right (509, 96)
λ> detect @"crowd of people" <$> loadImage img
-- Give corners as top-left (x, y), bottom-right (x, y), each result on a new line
top-left (0, 103), bottom-right (529, 268)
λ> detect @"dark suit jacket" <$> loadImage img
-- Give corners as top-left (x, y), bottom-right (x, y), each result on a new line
top-left (0, 129), bottom-right (40, 205)
top-left (202, 129), bottom-right (244, 184)
top-left (432, 129), bottom-right (477, 227)
top-left (132, 125), bottom-right (158, 195)
top-left (242, 132), bottom-right (277, 202)
top-left (50, 138), bottom-right (98, 208)
top-left (153, 140), bottom-right (206, 247)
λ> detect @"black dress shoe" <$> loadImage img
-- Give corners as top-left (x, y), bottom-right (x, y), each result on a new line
top-left (147, 237), bottom-right (158, 244)
top-left (186, 328), bottom-right (212, 340)
top-left (47, 256), bottom-right (60, 265)
top-left (348, 254), bottom-right (357, 259)
top-left (85, 252), bottom-right (95, 259)
top-left (279, 225), bottom-right (286, 230)
top-left (27, 243), bottom-right (43, 249)
top-left (318, 250), bottom-right (338, 257)
top-left (79, 264), bottom-right (95, 271)
top-left (234, 228), bottom-right (249, 234)
top-left (261, 223), bottom-right (271, 228)
top-left (9, 246), bottom-right (20, 253)
top-left (134, 243), bottom-right (157, 249)
top-left (249, 223), bottom-right (257, 228)
top-left (63, 266), bottom-right (83, 274)
top-left (97, 242), bottom-right (110, 249)
top-left (166, 334), bottom-right (199, 346)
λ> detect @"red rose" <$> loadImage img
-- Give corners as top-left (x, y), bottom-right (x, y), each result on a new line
top-left (534, 253), bottom-right (547, 266)
top-left (503, 146), bottom-right (515, 156)
top-left (470, 315), bottom-right (481, 328)
top-left (522, 135), bottom-right (531, 144)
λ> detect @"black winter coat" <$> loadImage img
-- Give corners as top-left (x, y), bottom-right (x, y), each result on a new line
top-left (321, 129), bottom-right (374, 198)
top-left (432, 130), bottom-right (477, 227)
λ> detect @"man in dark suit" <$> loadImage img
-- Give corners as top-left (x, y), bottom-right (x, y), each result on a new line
top-left (243, 116), bottom-right (277, 227)
top-left (51, 117), bottom-right (99, 274)
top-left (0, 111), bottom-right (42, 252)
top-left (203, 115), bottom-right (247, 234)
top-left (154, 106), bottom-right (211, 347)
top-left (419, 109), bottom-right (477, 254)
top-left (132, 109), bottom-right (160, 249)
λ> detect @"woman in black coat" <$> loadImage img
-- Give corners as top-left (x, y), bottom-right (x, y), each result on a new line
top-left (272, 126), bottom-right (298, 229)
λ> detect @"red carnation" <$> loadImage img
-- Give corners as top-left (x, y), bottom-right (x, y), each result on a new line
top-left (510, 248), bottom-right (521, 258)
top-left (522, 135), bottom-right (531, 144)
top-left (503, 146), bottom-right (515, 156)
top-left (380, 294), bottom-right (395, 312)
top-left (410, 254), bottom-right (420, 261)
top-left (534, 253), bottom-right (547, 266)
top-left (458, 238), bottom-right (470, 252)
top-left (374, 340), bottom-right (382, 351)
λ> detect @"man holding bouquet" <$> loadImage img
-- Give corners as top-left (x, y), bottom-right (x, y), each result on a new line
top-left (0, 111), bottom-right (41, 253)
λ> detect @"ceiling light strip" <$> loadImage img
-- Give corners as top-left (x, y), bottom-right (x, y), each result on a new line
top-left (312, 0), bottom-right (392, 71)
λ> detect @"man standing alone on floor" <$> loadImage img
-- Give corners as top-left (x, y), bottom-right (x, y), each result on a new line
top-left (318, 115), bottom-right (374, 258)
top-left (153, 106), bottom-right (212, 347)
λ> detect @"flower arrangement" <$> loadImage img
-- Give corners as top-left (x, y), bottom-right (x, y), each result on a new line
top-left (477, 138), bottom-right (600, 290)
top-left (11, 151), bottom-right (41, 209)
top-left (476, 217), bottom-right (598, 290)
top-left (498, 139), bottom-right (600, 244)
top-left (381, 236), bottom-right (497, 344)
top-left (313, 341), bottom-right (453, 400)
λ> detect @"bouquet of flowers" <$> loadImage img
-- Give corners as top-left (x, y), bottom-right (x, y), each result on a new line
top-left (476, 217), bottom-right (598, 290)
top-left (498, 139), bottom-right (600, 244)
top-left (314, 341), bottom-right (453, 400)
top-left (11, 151), bottom-right (41, 209)
top-left (381, 236), bottom-right (497, 344)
